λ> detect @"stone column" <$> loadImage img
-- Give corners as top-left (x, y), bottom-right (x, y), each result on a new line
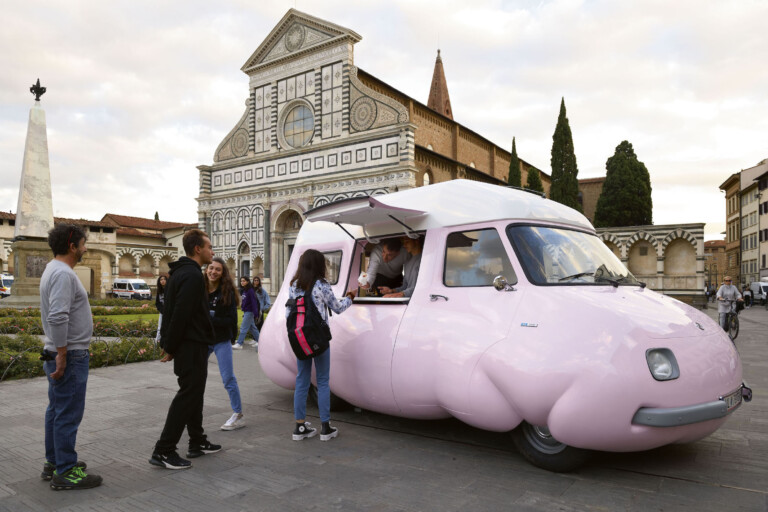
top-left (6, 91), bottom-right (55, 308)
top-left (656, 256), bottom-right (665, 294)
top-left (262, 208), bottom-right (272, 296)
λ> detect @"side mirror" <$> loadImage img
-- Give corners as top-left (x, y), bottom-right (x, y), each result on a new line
top-left (493, 275), bottom-right (516, 292)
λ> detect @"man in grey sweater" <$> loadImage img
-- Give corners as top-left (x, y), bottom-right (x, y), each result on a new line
top-left (40, 223), bottom-right (102, 490)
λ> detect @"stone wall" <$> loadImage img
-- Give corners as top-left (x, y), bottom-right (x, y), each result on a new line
top-left (598, 223), bottom-right (706, 306)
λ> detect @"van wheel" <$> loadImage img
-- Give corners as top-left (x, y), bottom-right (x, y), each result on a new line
top-left (511, 422), bottom-right (590, 472)
top-left (309, 385), bottom-right (353, 412)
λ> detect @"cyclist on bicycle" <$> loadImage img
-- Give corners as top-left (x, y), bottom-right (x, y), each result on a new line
top-left (716, 276), bottom-right (743, 330)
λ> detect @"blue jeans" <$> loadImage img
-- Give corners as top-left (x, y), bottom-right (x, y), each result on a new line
top-left (294, 349), bottom-right (331, 423)
top-left (43, 349), bottom-right (90, 475)
top-left (719, 313), bottom-right (729, 330)
top-left (207, 341), bottom-right (242, 414)
top-left (236, 311), bottom-right (260, 346)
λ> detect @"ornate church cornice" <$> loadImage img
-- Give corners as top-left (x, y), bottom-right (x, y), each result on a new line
top-left (348, 66), bottom-right (409, 131)
top-left (241, 9), bottom-right (362, 75)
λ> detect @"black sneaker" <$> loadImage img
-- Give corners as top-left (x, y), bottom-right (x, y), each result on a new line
top-left (292, 422), bottom-right (317, 441)
top-left (41, 460), bottom-right (86, 481)
top-left (50, 466), bottom-right (102, 490)
top-left (320, 421), bottom-right (338, 442)
top-left (149, 451), bottom-right (192, 470)
top-left (186, 440), bottom-right (222, 458)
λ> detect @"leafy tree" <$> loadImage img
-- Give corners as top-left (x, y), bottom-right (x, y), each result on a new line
top-left (508, 137), bottom-right (521, 187)
top-left (154, 211), bottom-right (160, 221)
top-left (549, 98), bottom-right (582, 211)
top-left (525, 166), bottom-right (544, 193)
top-left (593, 140), bottom-right (653, 227)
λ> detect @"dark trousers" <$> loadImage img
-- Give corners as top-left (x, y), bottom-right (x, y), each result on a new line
top-left (154, 342), bottom-right (208, 454)
top-left (371, 274), bottom-right (403, 295)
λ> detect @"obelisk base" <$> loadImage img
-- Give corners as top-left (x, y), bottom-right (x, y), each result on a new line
top-left (2, 238), bottom-right (51, 309)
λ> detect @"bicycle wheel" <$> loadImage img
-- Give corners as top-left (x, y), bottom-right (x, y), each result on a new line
top-left (728, 314), bottom-right (739, 340)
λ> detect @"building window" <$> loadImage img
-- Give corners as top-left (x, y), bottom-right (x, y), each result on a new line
top-left (283, 105), bottom-right (314, 148)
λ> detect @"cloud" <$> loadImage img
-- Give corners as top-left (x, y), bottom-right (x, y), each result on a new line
top-left (1, 0), bottom-right (766, 240)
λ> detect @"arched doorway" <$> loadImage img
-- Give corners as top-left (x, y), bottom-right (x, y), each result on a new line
top-left (273, 208), bottom-right (304, 289)
top-left (238, 242), bottom-right (250, 279)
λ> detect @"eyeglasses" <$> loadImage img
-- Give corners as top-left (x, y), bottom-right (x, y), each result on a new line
top-left (67, 228), bottom-right (74, 247)
top-left (725, 280), bottom-right (732, 282)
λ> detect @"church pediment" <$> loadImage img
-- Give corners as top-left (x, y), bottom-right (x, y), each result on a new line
top-left (241, 9), bottom-right (362, 74)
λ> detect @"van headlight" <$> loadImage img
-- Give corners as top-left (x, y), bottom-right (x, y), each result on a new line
top-left (645, 349), bottom-right (679, 381)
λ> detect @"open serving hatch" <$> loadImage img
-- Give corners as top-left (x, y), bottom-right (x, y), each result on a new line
top-left (304, 196), bottom-right (426, 243)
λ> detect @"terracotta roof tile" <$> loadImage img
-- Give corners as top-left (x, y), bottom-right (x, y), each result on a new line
top-left (102, 213), bottom-right (194, 230)
top-left (116, 227), bottom-right (165, 239)
top-left (0, 212), bottom-right (114, 228)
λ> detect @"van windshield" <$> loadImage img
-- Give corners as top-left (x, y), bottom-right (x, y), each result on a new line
top-left (132, 283), bottom-right (150, 290)
top-left (1, 277), bottom-right (13, 286)
top-left (507, 225), bottom-right (638, 286)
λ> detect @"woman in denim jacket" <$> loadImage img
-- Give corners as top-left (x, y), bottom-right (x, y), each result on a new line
top-left (285, 249), bottom-right (357, 442)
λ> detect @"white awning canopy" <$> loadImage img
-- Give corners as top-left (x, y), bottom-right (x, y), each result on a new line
top-left (305, 196), bottom-right (426, 229)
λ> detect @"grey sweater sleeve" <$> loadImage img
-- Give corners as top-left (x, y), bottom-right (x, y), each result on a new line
top-left (395, 254), bottom-right (422, 297)
top-left (45, 271), bottom-right (75, 348)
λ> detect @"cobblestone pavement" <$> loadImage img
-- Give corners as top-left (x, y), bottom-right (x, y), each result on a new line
top-left (0, 306), bottom-right (766, 511)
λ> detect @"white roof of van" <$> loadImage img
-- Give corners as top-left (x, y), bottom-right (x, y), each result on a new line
top-left (298, 180), bottom-right (594, 245)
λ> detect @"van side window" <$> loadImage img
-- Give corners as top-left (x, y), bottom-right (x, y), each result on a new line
top-left (444, 229), bottom-right (516, 287)
top-left (115, 283), bottom-right (127, 290)
top-left (323, 251), bottom-right (342, 285)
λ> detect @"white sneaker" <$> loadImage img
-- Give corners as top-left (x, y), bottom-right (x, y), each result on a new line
top-left (232, 343), bottom-right (243, 350)
top-left (247, 340), bottom-right (258, 346)
top-left (221, 413), bottom-right (245, 431)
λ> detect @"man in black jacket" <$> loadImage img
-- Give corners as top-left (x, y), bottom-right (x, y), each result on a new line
top-left (149, 229), bottom-right (220, 470)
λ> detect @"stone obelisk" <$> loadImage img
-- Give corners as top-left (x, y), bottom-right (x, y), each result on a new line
top-left (5, 79), bottom-right (55, 307)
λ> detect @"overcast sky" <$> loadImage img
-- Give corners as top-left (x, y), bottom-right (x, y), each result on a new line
top-left (2, 0), bottom-right (767, 240)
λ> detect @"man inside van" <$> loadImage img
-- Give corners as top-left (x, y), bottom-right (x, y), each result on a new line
top-left (150, 229), bottom-right (220, 470)
top-left (361, 238), bottom-right (407, 295)
top-left (40, 223), bottom-right (103, 490)
top-left (716, 276), bottom-right (743, 331)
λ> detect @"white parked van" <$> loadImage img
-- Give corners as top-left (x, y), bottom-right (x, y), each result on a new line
top-left (0, 273), bottom-right (13, 298)
top-left (749, 281), bottom-right (768, 304)
top-left (111, 278), bottom-right (152, 300)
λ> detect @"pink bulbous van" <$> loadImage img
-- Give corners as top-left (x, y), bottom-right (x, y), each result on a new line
top-left (259, 180), bottom-right (750, 471)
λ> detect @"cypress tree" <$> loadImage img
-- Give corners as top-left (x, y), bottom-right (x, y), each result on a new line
top-left (508, 137), bottom-right (521, 187)
top-left (525, 166), bottom-right (544, 193)
top-left (593, 140), bottom-right (653, 227)
top-left (549, 98), bottom-right (582, 211)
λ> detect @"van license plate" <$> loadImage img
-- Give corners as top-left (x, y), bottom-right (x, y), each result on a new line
top-left (722, 388), bottom-right (742, 412)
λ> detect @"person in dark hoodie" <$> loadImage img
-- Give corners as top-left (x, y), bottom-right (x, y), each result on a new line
top-left (233, 277), bottom-right (260, 350)
top-left (149, 229), bottom-right (221, 470)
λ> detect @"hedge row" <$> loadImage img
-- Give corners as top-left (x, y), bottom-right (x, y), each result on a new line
top-left (0, 333), bottom-right (162, 381)
top-left (0, 305), bottom-right (158, 317)
top-left (89, 298), bottom-right (154, 307)
top-left (0, 317), bottom-right (157, 337)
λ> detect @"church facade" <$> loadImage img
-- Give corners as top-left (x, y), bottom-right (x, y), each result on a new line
top-left (196, 9), bottom-right (547, 293)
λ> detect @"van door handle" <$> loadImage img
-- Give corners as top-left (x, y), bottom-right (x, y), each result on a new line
top-left (430, 294), bottom-right (449, 302)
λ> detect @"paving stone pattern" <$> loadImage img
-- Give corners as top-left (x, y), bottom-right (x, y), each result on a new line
top-left (0, 306), bottom-right (767, 511)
